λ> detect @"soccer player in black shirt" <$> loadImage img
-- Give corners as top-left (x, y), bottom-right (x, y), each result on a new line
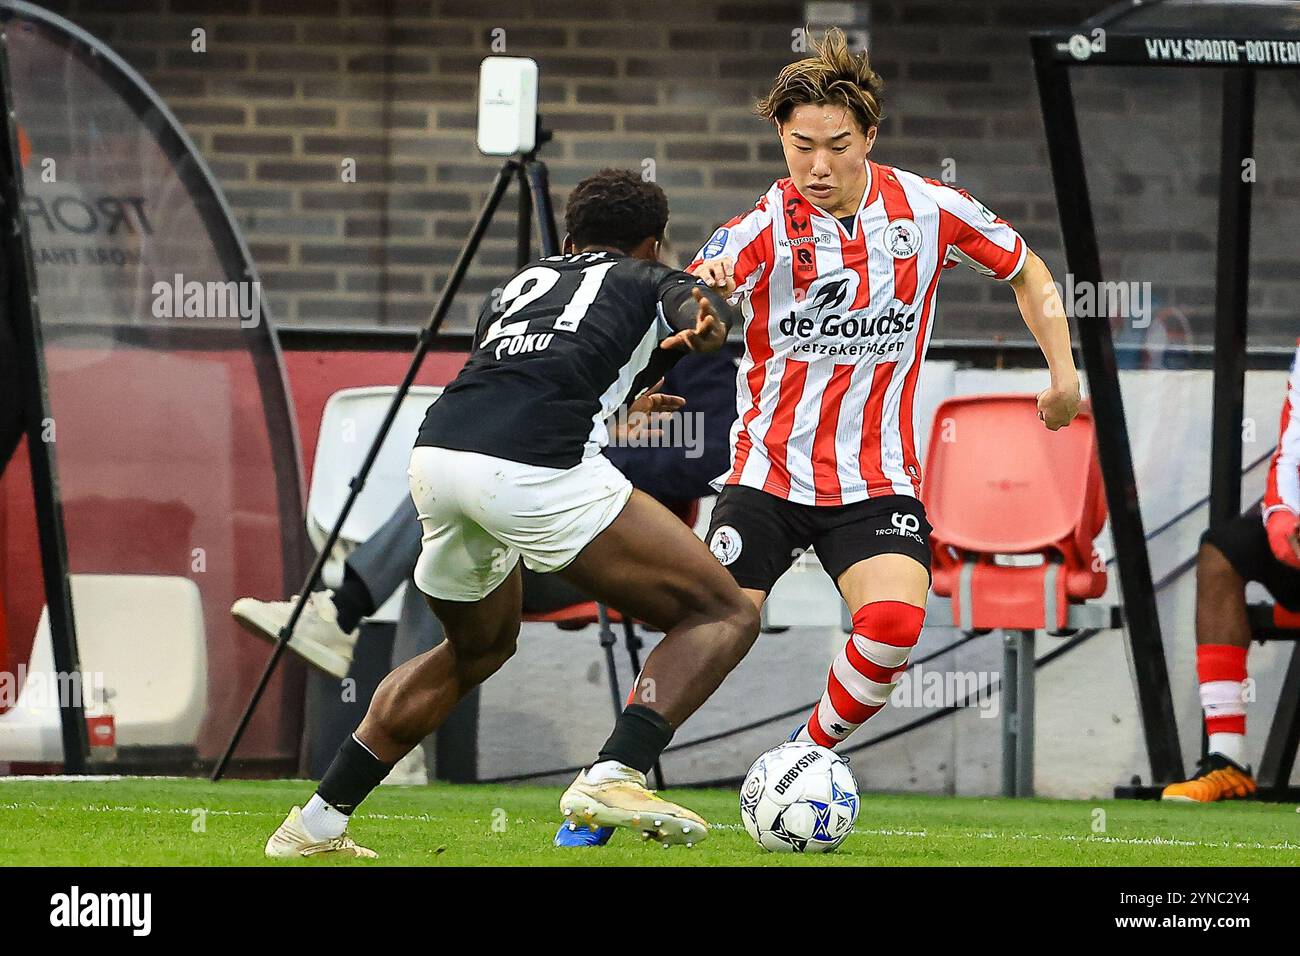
top-left (266, 170), bottom-right (759, 856)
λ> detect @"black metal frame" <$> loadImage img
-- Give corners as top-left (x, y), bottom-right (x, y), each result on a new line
top-left (1032, 44), bottom-right (1182, 785)
top-left (1258, 635), bottom-right (1300, 794)
top-left (1032, 0), bottom-right (1300, 789)
top-left (0, 0), bottom-right (311, 771)
top-left (0, 19), bottom-right (87, 771)
top-left (1209, 71), bottom-right (1256, 529)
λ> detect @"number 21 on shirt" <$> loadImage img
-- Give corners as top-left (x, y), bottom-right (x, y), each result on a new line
top-left (478, 258), bottom-right (618, 349)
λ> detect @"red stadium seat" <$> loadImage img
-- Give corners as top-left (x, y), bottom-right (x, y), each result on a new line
top-left (522, 602), bottom-right (621, 630)
top-left (921, 394), bottom-right (1113, 797)
top-left (923, 394), bottom-right (1107, 634)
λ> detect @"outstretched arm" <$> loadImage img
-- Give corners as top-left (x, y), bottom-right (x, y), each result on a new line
top-left (658, 281), bottom-right (741, 354)
top-left (1009, 251), bottom-right (1081, 430)
top-left (929, 180), bottom-right (1079, 431)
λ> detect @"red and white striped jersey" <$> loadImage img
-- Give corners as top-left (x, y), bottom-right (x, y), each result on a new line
top-left (1263, 339), bottom-right (1300, 520)
top-left (689, 160), bottom-right (1027, 506)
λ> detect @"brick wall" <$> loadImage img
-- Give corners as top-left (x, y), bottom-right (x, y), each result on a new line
top-left (28, 0), bottom-right (1300, 345)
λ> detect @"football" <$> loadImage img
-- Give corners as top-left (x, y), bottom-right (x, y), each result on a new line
top-left (739, 742), bottom-right (860, 853)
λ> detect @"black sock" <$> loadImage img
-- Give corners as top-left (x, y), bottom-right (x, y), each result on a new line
top-left (331, 565), bottom-right (375, 634)
top-left (596, 704), bottom-right (674, 775)
top-left (316, 734), bottom-right (395, 815)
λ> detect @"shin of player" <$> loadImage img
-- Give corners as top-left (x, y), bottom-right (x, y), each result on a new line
top-left (801, 600), bottom-right (924, 746)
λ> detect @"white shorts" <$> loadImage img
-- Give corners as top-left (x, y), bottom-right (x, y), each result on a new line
top-left (408, 446), bottom-right (634, 602)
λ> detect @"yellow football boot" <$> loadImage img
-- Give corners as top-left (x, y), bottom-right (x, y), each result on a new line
top-left (264, 806), bottom-right (378, 859)
top-left (559, 767), bottom-right (709, 847)
top-left (1161, 753), bottom-right (1257, 803)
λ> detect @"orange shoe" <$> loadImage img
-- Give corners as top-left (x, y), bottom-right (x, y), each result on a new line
top-left (1161, 753), bottom-right (1257, 803)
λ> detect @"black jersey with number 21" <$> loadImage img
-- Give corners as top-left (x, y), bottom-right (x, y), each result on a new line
top-left (416, 250), bottom-right (703, 470)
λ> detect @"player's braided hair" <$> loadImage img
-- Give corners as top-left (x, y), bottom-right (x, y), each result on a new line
top-left (564, 168), bottom-right (669, 254)
top-left (756, 26), bottom-right (885, 134)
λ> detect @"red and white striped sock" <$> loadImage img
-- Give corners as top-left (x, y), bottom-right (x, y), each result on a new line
top-left (803, 601), bottom-right (925, 748)
top-left (1197, 643), bottom-right (1247, 766)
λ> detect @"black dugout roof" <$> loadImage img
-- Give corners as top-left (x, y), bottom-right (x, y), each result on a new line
top-left (1036, 0), bottom-right (1300, 68)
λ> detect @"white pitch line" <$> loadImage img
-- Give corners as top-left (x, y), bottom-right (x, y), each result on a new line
top-left (0, 775), bottom-right (300, 784)
top-left (710, 821), bottom-right (1300, 852)
top-left (0, 801), bottom-right (443, 823)
top-left (2, 802), bottom-right (1297, 853)
top-left (0, 775), bottom-right (132, 782)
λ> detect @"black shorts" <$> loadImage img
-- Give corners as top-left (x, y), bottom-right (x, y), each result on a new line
top-left (704, 484), bottom-right (932, 593)
top-left (1202, 508), bottom-right (1300, 611)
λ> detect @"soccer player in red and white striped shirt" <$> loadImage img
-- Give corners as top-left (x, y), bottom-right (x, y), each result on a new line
top-left (1162, 338), bottom-right (1300, 802)
top-left (688, 29), bottom-right (1081, 750)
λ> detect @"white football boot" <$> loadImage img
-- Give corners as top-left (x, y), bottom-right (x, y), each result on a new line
top-left (559, 767), bottom-right (709, 847)
top-left (265, 806), bottom-right (377, 859)
top-left (231, 591), bottom-right (357, 679)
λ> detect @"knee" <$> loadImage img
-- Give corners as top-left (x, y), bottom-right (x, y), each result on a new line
top-left (709, 591), bottom-right (761, 659)
top-left (1197, 537), bottom-right (1241, 587)
top-left (483, 631), bottom-right (519, 672)
top-left (1197, 529), bottom-right (1223, 563)
top-left (481, 624), bottom-right (520, 670)
top-left (453, 623), bottom-right (519, 684)
top-left (676, 583), bottom-right (760, 652)
top-left (852, 601), bottom-right (925, 667)
top-left (726, 596), bottom-right (762, 646)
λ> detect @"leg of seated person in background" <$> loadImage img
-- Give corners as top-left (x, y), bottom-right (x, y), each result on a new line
top-left (797, 554), bottom-right (928, 748)
top-left (334, 494), bottom-right (425, 631)
top-left (1194, 538), bottom-right (1250, 765)
top-left (557, 489), bottom-right (760, 763)
top-left (1159, 531), bottom-right (1261, 798)
top-left (232, 495), bottom-right (425, 679)
top-left (1195, 539), bottom-right (1251, 649)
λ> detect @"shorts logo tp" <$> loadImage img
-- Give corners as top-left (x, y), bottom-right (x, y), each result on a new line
top-left (877, 511), bottom-right (925, 544)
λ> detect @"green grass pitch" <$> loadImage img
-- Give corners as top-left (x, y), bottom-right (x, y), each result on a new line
top-left (1, 777), bottom-right (1297, 866)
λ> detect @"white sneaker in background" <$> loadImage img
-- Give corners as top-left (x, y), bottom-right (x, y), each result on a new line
top-left (231, 591), bottom-right (358, 679)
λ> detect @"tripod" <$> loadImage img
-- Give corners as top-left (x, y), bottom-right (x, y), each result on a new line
top-left (213, 134), bottom-right (560, 781)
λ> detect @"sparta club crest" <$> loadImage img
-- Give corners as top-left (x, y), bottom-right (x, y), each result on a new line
top-left (709, 525), bottom-right (743, 566)
top-left (884, 218), bottom-right (921, 259)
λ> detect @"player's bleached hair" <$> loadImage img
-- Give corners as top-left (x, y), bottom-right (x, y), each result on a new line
top-left (756, 26), bottom-right (885, 135)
